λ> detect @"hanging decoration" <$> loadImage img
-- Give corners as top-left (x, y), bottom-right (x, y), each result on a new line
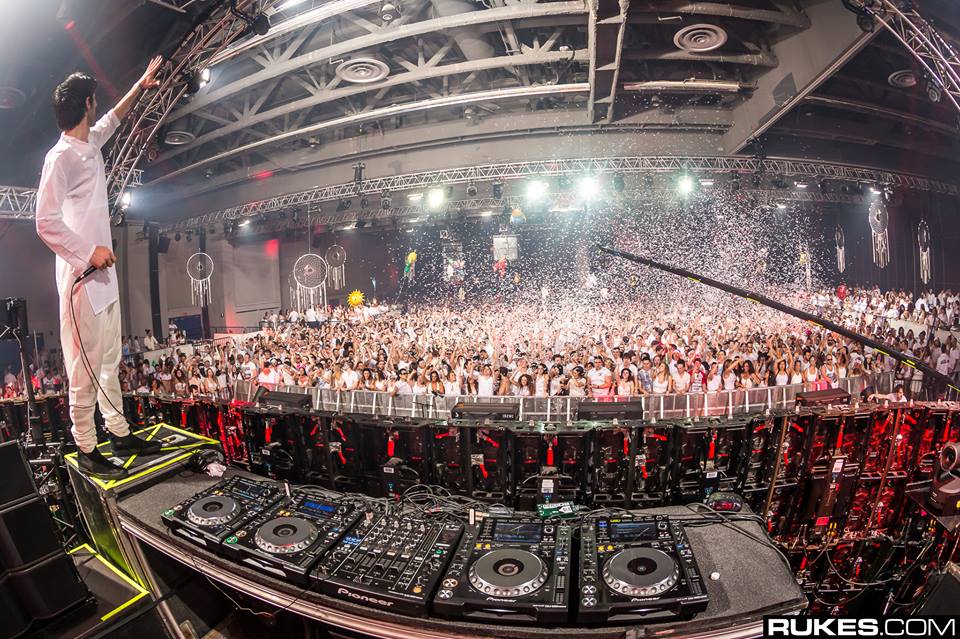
top-left (292, 253), bottom-right (328, 311)
top-left (186, 252), bottom-right (214, 306)
top-left (509, 207), bottom-right (526, 225)
top-left (325, 244), bottom-right (347, 290)
top-left (347, 290), bottom-right (365, 308)
top-left (404, 250), bottom-right (418, 281)
top-left (868, 199), bottom-right (890, 269)
top-left (835, 225), bottom-right (846, 273)
top-left (918, 220), bottom-right (932, 285)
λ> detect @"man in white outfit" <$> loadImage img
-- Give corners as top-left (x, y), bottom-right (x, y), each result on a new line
top-left (36, 57), bottom-right (163, 479)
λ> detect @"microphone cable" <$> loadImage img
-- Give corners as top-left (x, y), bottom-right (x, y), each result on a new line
top-left (68, 267), bottom-right (128, 426)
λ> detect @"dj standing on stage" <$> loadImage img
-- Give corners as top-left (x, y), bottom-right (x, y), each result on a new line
top-left (36, 56), bottom-right (164, 479)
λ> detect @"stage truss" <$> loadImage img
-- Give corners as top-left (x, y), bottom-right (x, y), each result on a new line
top-left (103, 0), bottom-right (282, 218)
top-left (854, 0), bottom-right (960, 117)
top-left (155, 155), bottom-right (959, 231)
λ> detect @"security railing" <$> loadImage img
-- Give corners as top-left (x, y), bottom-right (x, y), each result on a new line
top-left (233, 373), bottom-right (895, 421)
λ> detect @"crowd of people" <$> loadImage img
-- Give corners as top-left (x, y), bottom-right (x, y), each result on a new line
top-left (4, 286), bottom-right (958, 403)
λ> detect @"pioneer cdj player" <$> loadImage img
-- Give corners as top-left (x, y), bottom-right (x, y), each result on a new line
top-left (221, 489), bottom-right (361, 585)
top-left (578, 515), bottom-right (708, 623)
top-left (313, 512), bottom-right (463, 615)
top-left (162, 476), bottom-right (284, 552)
top-left (433, 516), bottom-right (573, 623)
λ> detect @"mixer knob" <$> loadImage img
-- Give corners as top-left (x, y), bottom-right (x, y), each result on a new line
top-left (583, 585), bottom-right (597, 595)
top-left (582, 597), bottom-right (597, 607)
top-left (438, 589), bottom-right (453, 599)
top-left (442, 578), bottom-right (458, 588)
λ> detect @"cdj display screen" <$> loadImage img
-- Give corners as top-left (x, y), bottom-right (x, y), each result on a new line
top-left (609, 521), bottom-right (657, 542)
top-left (302, 500), bottom-right (336, 516)
top-left (233, 479), bottom-right (266, 501)
top-left (493, 521), bottom-right (542, 543)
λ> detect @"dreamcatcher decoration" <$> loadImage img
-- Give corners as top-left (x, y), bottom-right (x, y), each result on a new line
top-left (868, 199), bottom-right (890, 269)
top-left (325, 244), bottom-right (347, 290)
top-left (835, 225), bottom-right (846, 274)
top-left (404, 251), bottom-right (418, 281)
top-left (292, 253), bottom-right (328, 311)
top-left (918, 220), bottom-right (932, 285)
top-left (186, 252), bottom-right (214, 306)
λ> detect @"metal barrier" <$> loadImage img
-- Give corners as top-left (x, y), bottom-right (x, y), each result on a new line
top-left (234, 373), bottom-right (893, 421)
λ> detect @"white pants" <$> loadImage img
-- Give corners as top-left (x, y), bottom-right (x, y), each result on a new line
top-left (60, 283), bottom-right (129, 452)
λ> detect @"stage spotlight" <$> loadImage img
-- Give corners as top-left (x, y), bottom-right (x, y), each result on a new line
top-left (926, 78), bottom-right (942, 103)
top-left (186, 231), bottom-right (193, 242)
top-left (119, 190), bottom-right (132, 210)
top-left (869, 184), bottom-right (882, 196)
top-left (577, 175), bottom-right (600, 200)
top-left (360, 196), bottom-right (369, 209)
top-left (480, 210), bottom-right (495, 217)
top-left (776, 203), bottom-right (787, 210)
top-left (380, 0), bottom-right (401, 23)
top-left (407, 192), bottom-right (423, 203)
top-left (613, 173), bottom-right (625, 193)
top-left (794, 180), bottom-right (808, 189)
top-left (426, 186), bottom-right (446, 210)
top-left (238, 218), bottom-right (251, 227)
top-left (200, 68), bottom-right (210, 87)
top-left (336, 199), bottom-right (352, 212)
top-left (466, 182), bottom-right (478, 196)
top-left (381, 192), bottom-right (392, 209)
top-left (699, 178), bottom-right (714, 187)
top-left (818, 178), bottom-right (828, 193)
top-left (251, 12), bottom-right (271, 36)
top-left (492, 182), bottom-right (504, 199)
top-left (773, 175), bottom-right (787, 189)
top-left (174, 232), bottom-right (181, 242)
top-left (644, 174), bottom-right (654, 189)
top-left (204, 167), bottom-right (215, 179)
top-left (751, 173), bottom-right (762, 189)
top-left (730, 174), bottom-right (741, 191)
top-left (676, 174), bottom-right (695, 196)
top-left (525, 179), bottom-right (549, 202)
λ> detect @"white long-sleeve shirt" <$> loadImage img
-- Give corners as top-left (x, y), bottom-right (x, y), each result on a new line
top-left (36, 110), bottom-right (120, 315)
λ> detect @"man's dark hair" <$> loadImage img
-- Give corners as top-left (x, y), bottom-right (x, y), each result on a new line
top-left (53, 72), bottom-right (97, 131)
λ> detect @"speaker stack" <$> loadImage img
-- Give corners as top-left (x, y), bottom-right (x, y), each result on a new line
top-left (0, 441), bottom-right (89, 638)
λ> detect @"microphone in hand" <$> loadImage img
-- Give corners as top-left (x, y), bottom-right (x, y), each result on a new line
top-left (75, 265), bottom-right (97, 284)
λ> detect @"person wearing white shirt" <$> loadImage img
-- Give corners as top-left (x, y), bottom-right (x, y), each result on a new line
top-left (143, 329), bottom-right (159, 351)
top-left (36, 59), bottom-right (163, 479)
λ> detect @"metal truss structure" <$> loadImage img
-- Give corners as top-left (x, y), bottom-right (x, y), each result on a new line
top-left (0, 186), bottom-right (38, 220)
top-left (103, 0), bottom-right (282, 214)
top-left (160, 155), bottom-right (958, 231)
top-left (0, 170), bottom-right (142, 220)
top-left (856, 0), bottom-right (960, 116)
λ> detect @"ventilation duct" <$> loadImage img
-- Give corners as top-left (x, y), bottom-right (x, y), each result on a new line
top-left (430, 0), bottom-right (495, 60)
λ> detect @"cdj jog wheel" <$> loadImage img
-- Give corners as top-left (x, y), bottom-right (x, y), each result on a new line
top-left (602, 548), bottom-right (679, 597)
top-left (255, 517), bottom-right (319, 555)
top-left (468, 549), bottom-right (548, 597)
top-left (187, 496), bottom-right (240, 527)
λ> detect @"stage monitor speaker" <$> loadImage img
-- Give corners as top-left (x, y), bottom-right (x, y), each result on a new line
top-left (253, 386), bottom-right (312, 411)
top-left (795, 387), bottom-right (851, 407)
top-left (451, 401), bottom-right (519, 421)
top-left (917, 563), bottom-right (960, 614)
top-left (0, 497), bottom-right (65, 572)
top-left (0, 441), bottom-right (37, 507)
top-left (6, 551), bottom-right (89, 622)
top-left (577, 399), bottom-right (644, 421)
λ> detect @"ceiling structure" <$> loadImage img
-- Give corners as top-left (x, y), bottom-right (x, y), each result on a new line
top-left (2, 0), bottom-right (960, 224)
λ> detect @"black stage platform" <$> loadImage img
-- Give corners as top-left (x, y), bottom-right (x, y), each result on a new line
top-left (115, 468), bottom-right (806, 639)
